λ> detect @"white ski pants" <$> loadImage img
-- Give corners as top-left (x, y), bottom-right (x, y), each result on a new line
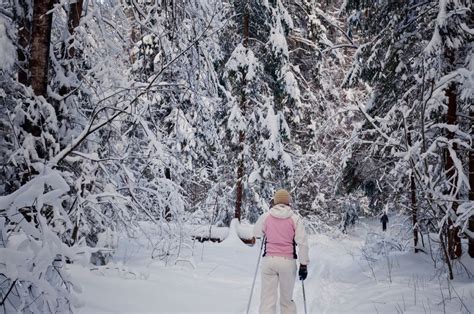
top-left (259, 256), bottom-right (297, 314)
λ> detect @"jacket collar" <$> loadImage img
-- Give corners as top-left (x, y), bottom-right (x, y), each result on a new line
top-left (269, 204), bottom-right (293, 219)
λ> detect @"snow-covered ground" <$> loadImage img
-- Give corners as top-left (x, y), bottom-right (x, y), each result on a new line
top-left (71, 218), bottom-right (474, 313)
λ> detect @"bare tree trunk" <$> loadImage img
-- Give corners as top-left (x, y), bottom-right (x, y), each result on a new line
top-left (18, 1), bottom-right (42, 139)
top-left (234, 3), bottom-right (249, 221)
top-left (123, 2), bottom-right (141, 63)
top-left (17, 0), bottom-right (31, 85)
top-left (242, 4), bottom-right (249, 48)
top-left (30, 0), bottom-right (54, 97)
top-left (445, 80), bottom-right (462, 259)
top-left (407, 132), bottom-right (419, 253)
top-left (15, 2), bottom-right (36, 183)
top-left (410, 167), bottom-right (419, 253)
top-left (440, 229), bottom-right (454, 280)
top-left (20, 0), bottom-right (54, 160)
top-left (235, 130), bottom-right (244, 221)
top-left (66, 0), bottom-right (84, 59)
top-left (59, 0), bottom-right (84, 97)
top-left (164, 167), bottom-right (172, 221)
top-left (469, 106), bottom-right (474, 257)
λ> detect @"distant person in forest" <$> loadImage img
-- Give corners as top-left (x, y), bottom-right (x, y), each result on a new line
top-left (253, 189), bottom-right (309, 314)
top-left (381, 212), bottom-right (389, 231)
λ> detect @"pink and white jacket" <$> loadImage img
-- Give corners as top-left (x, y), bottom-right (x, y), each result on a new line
top-left (253, 204), bottom-right (309, 265)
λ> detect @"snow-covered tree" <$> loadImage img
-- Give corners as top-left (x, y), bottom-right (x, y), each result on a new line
top-left (341, 0), bottom-right (473, 276)
top-left (217, 0), bottom-right (360, 224)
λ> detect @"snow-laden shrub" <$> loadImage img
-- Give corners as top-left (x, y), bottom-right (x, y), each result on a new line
top-left (361, 216), bottom-right (412, 259)
top-left (340, 200), bottom-right (359, 233)
top-left (148, 221), bottom-right (194, 265)
top-left (362, 232), bottom-right (405, 259)
top-left (0, 167), bottom-right (82, 313)
top-left (305, 214), bottom-right (342, 236)
top-left (90, 228), bottom-right (118, 266)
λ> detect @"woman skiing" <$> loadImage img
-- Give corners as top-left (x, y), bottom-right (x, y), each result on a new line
top-left (253, 189), bottom-right (309, 314)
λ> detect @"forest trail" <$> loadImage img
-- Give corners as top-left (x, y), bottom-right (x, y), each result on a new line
top-left (73, 224), bottom-right (359, 313)
top-left (72, 220), bottom-right (473, 313)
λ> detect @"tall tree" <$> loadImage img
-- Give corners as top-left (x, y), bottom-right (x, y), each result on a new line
top-left (444, 77), bottom-right (461, 259)
top-left (234, 2), bottom-right (250, 221)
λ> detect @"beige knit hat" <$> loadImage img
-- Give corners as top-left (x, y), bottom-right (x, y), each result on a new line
top-left (273, 189), bottom-right (291, 205)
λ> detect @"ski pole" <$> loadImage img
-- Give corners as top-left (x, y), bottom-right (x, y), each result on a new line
top-left (246, 236), bottom-right (265, 314)
top-left (302, 280), bottom-right (307, 314)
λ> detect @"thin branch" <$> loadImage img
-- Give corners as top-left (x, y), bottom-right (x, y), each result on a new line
top-left (355, 101), bottom-right (402, 148)
top-left (322, 44), bottom-right (358, 53)
top-left (69, 151), bottom-right (127, 162)
top-left (315, 10), bottom-right (357, 47)
top-left (0, 280), bottom-right (17, 306)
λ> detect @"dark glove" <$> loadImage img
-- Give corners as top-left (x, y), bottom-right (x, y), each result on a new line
top-left (299, 264), bottom-right (308, 280)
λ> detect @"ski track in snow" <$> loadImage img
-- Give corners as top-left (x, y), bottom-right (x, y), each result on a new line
top-left (73, 220), bottom-right (474, 313)
top-left (295, 234), bottom-right (364, 314)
